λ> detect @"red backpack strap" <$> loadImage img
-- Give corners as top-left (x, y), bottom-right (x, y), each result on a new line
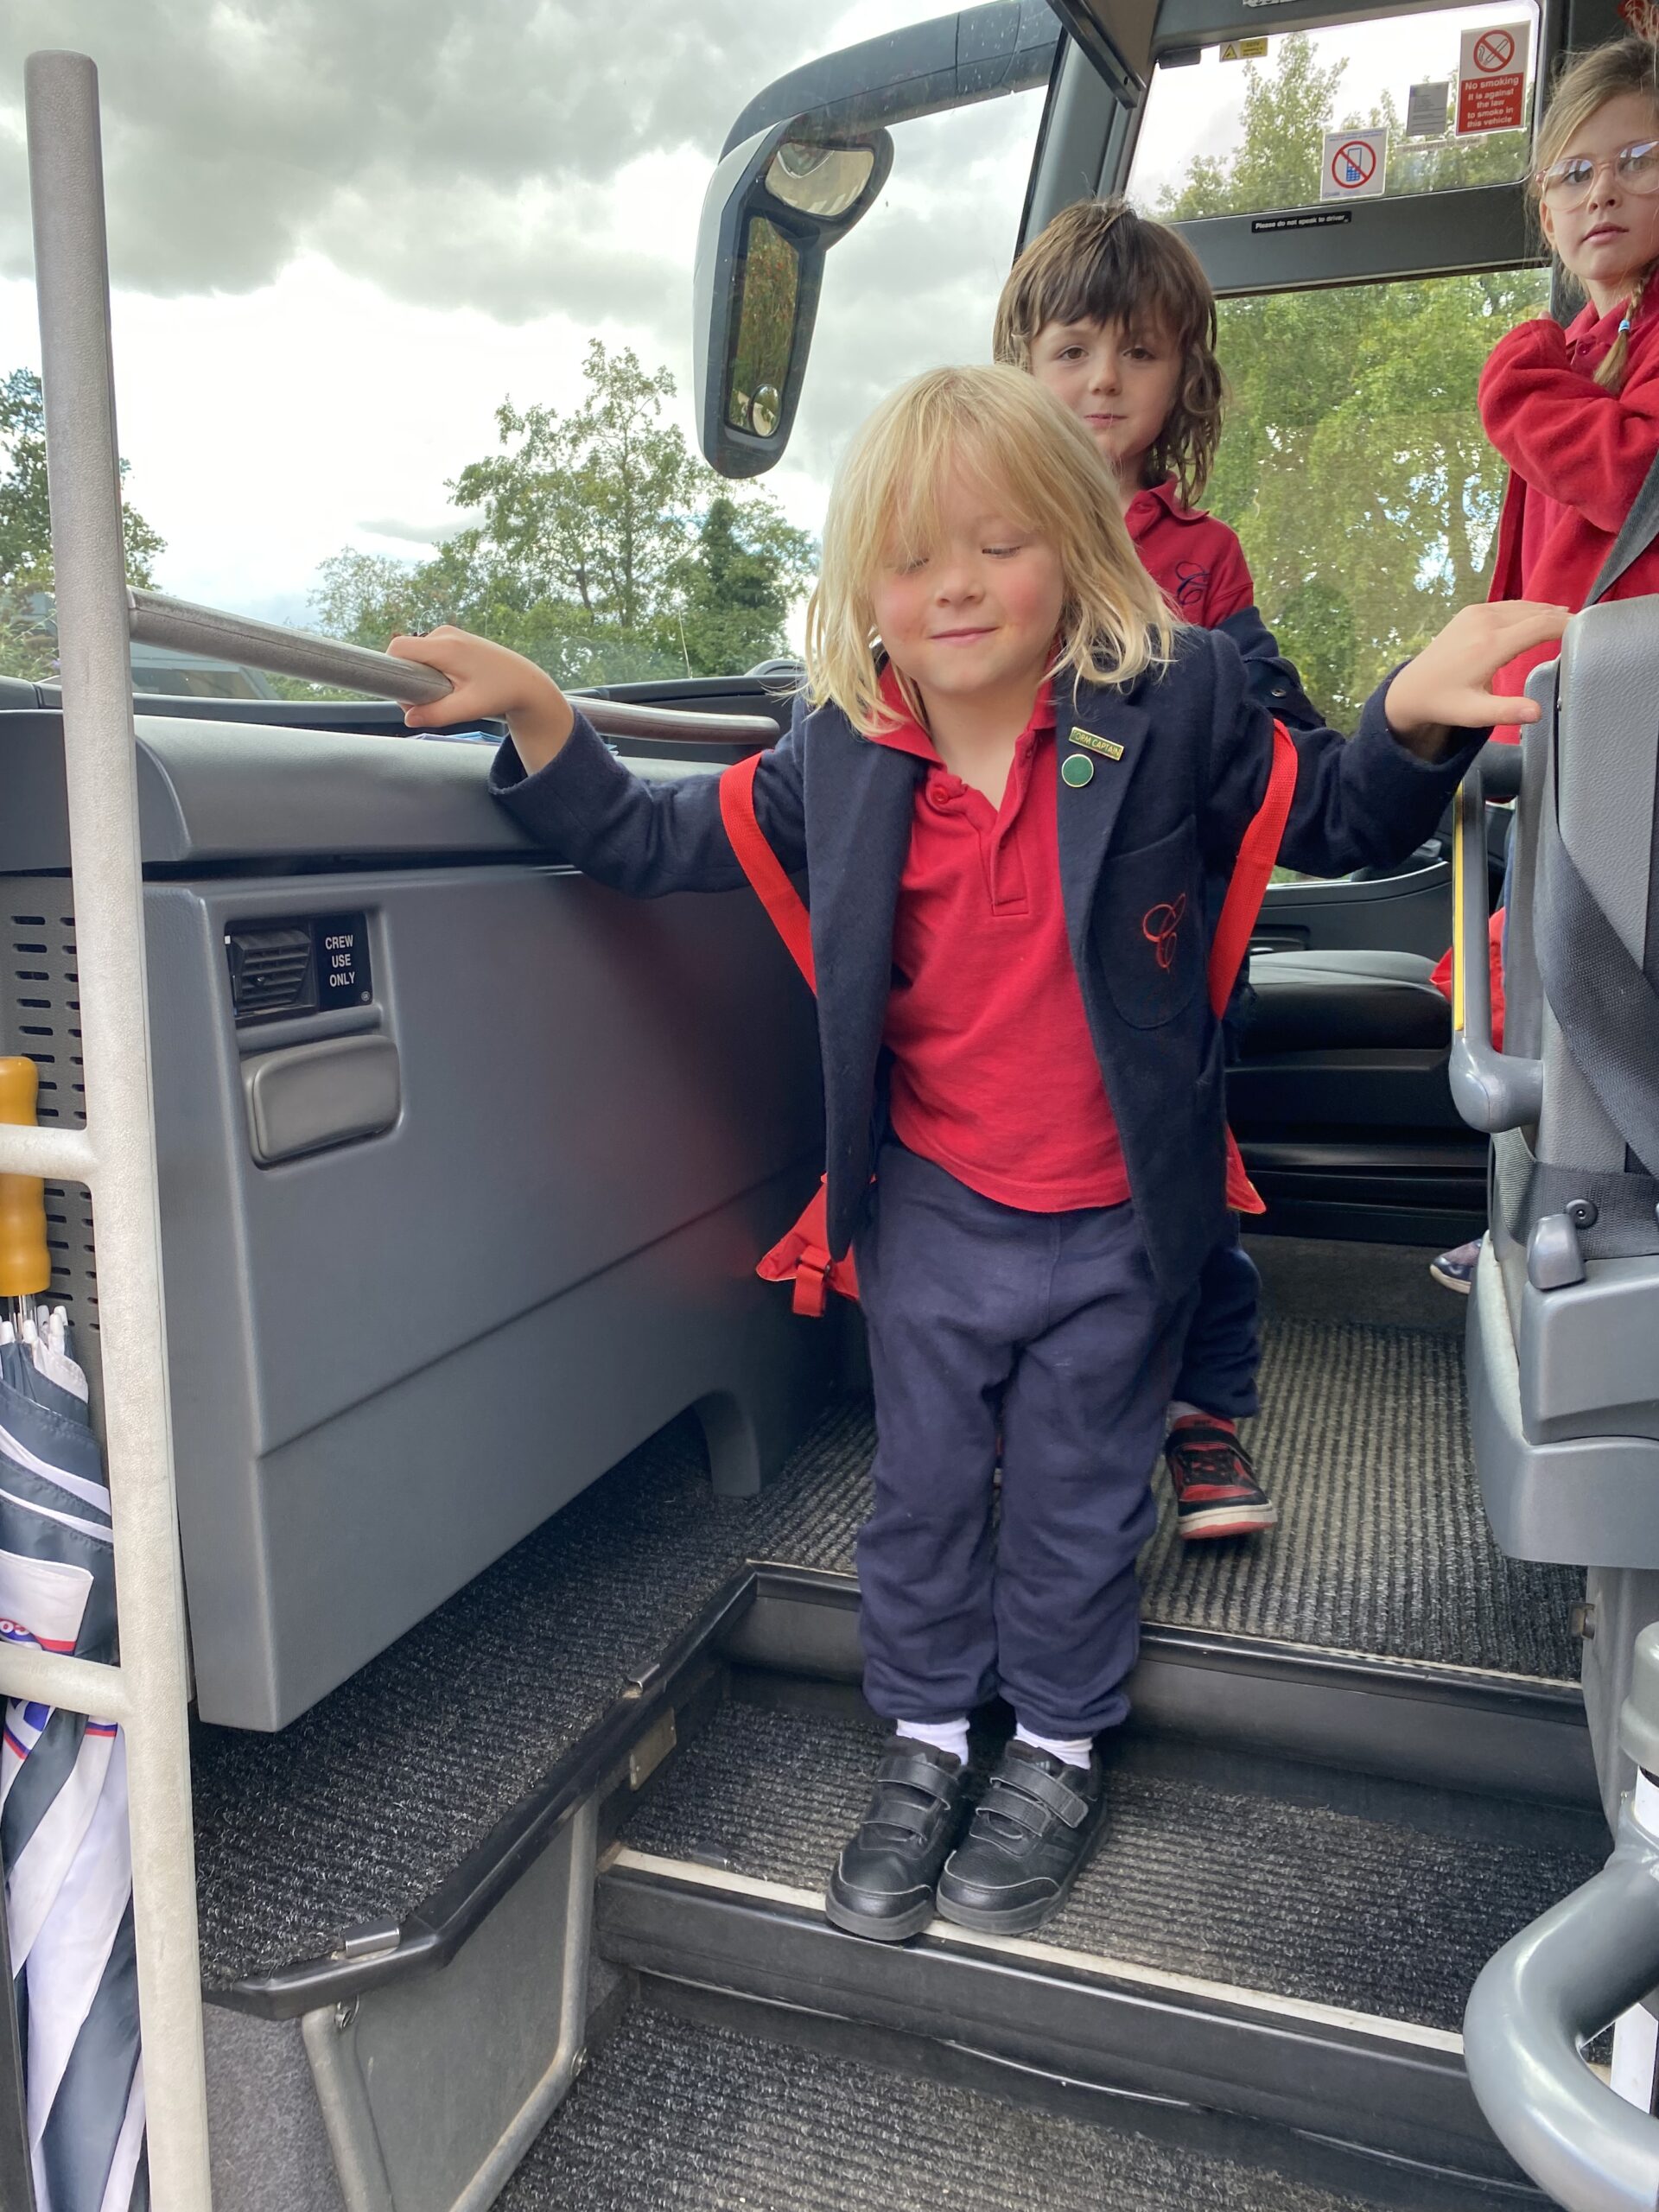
top-left (718, 752), bottom-right (816, 990)
top-left (1208, 718), bottom-right (1297, 1018)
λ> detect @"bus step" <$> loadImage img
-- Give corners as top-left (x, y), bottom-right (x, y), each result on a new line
top-left (587, 1668), bottom-right (1605, 2189)
top-left (498, 1986), bottom-right (1533, 2211)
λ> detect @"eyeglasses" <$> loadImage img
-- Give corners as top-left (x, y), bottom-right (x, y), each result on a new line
top-left (1537, 139), bottom-right (1659, 210)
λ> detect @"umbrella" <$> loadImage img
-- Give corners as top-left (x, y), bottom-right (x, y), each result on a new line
top-left (0, 1058), bottom-right (144, 2212)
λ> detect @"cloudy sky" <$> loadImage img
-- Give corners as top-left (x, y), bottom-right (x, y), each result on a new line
top-left (0, 0), bottom-right (1533, 646)
top-left (0, 0), bottom-right (1052, 632)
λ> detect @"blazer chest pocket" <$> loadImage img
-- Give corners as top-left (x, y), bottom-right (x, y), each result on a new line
top-left (1099, 819), bottom-right (1205, 1029)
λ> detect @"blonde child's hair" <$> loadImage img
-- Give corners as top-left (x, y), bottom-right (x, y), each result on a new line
top-left (804, 365), bottom-right (1176, 735)
top-left (1534, 35), bottom-right (1659, 390)
top-left (992, 199), bottom-right (1225, 505)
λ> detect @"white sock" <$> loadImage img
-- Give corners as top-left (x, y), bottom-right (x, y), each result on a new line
top-left (1015, 1723), bottom-right (1092, 1770)
top-left (1165, 1400), bottom-right (1207, 1430)
top-left (896, 1718), bottom-right (969, 1764)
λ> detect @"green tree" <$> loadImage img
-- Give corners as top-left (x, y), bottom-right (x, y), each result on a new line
top-left (1160, 38), bottom-right (1548, 724)
top-left (309, 341), bottom-right (815, 685)
top-left (0, 367), bottom-right (167, 681)
top-left (665, 493), bottom-right (815, 675)
top-left (0, 368), bottom-right (164, 592)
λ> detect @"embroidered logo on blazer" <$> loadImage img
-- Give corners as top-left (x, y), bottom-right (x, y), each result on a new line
top-left (1067, 728), bottom-right (1125, 761)
top-left (1141, 895), bottom-right (1187, 971)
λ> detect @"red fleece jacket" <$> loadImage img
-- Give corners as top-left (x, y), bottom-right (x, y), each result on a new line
top-left (1482, 290), bottom-right (1659, 736)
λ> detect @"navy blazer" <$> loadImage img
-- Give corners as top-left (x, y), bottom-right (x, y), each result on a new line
top-left (491, 626), bottom-right (1483, 1295)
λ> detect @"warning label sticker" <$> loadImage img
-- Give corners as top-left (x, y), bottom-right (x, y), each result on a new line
top-left (1320, 127), bottom-right (1389, 201)
top-left (1220, 36), bottom-right (1268, 60)
top-left (1456, 20), bottom-right (1530, 135)
top-left (1405, 79), bottom-right (1451, 140)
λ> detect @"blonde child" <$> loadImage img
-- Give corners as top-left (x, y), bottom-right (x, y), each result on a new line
top-left (392, 368), bottom-right (1559, 1940)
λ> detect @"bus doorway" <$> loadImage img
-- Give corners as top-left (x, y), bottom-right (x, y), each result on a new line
top-left (4, 6), bottom-right (1658, 2209)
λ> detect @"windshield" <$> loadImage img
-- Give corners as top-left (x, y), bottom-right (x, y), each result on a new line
top-left (1131, 3), bottom-right (1541, 217)
top-left (0, 3), bottom-right (1042, 697)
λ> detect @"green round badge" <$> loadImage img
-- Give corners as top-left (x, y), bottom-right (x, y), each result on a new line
top-left (1061, 752), bottom-right (1095, 788)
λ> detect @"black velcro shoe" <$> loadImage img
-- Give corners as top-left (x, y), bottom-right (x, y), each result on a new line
top-left (825, 1742), bottom-right (969, 1942)
top-left (935, 1740), bottom-right (1106, 1936)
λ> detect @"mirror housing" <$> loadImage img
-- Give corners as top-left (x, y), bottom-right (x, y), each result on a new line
top-left (694, 119), bottom-right (893, 479)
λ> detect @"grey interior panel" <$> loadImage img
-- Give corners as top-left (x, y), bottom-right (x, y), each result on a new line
top-left (0, 712), bottom-right (540, 871)
top-left (1, 717), bottom-right (833, 1731)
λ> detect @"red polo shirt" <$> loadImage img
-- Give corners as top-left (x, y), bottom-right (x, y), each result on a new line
top-left (1125, 480), bottom-right (1254, 626)
top-left (870, 673), bottom-right (1128, 1212)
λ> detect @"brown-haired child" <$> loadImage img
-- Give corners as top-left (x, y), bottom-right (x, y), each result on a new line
top-left (995, 197), bottom-right (1323, 1541)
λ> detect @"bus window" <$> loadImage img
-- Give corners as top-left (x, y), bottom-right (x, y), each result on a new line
top-left (1130, 6), bottom-right (1541, 216)
top-left (1125, 22), bottom-right (1552, 728)
top-left (1211, 264), bottom-right (1550, 728)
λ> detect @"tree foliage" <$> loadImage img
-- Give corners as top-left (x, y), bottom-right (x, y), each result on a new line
top-left (0, 367), bottom-right (166, 680)
top-left (1161, 36), bottom-right (1548, 724)
top-left (311, 341), bottom-right (816, 685)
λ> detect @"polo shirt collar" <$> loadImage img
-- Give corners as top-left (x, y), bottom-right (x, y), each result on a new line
top-left (865, 663), bottom-right (1058, 763)
top-left (1124, 478), bottom-right (1199, 542)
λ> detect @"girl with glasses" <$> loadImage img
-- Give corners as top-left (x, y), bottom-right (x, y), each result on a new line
top-left (1429, 32), bottom-right (1659, 1296)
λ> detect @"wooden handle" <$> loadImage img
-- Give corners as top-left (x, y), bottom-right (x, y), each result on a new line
top-left (0, 1058), bottom-right (51, 1297)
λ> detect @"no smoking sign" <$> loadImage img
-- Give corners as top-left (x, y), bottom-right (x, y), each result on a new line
top-left (1457, 19), bottom-right (1530, 134)
top-left (1320, 127), bottom-right (1389, 201)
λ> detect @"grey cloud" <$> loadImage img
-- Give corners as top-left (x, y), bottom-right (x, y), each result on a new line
top-left (3, 3), bottom-right (1050, 517)
top-left (0, 0), bottom-right (836, 315)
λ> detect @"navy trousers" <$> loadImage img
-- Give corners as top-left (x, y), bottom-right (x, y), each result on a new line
top-left (1170, 1224), bottom-right (1262, 1421)
top-left (853, 1143), bottom-right (1196, 1741)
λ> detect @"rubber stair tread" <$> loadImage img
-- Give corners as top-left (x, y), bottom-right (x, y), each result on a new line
top-left (619, 1700), bottom-right (1605, 2033)
top-left (496, 2005), bottom-right (1389, 2211)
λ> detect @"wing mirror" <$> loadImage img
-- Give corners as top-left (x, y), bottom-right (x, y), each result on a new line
top-left (694, 121), bottom-right (893, 478)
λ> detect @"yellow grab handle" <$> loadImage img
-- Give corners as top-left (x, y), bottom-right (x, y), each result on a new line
top-left (0, 1057), bottom-right (51, 1297)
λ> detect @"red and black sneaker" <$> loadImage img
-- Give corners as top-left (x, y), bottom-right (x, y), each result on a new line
top-left (1165, 1418), bottom-right (1278, 1541)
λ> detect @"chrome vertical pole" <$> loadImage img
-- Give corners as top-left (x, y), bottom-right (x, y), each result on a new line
top-left (24, 49), bottom-right (213, 2209)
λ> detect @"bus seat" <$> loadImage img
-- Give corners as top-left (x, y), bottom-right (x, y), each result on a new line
top-left (1242, 948), bottom-right (1452, 1056)
top-left (0, 711), bottom-right (832, 1730)
top-left (1457, 598), bottom-right (1659, 1826)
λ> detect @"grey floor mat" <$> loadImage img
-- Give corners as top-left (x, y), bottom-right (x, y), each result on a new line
top-left (498, 2005), bottom-right (1389, 2212)
top-left (192, 1311), bottom-right (1580, 1988)
top-left (1141, 1317), bottom-right (1580, 1675)
top-left (620, 1700), bottom-right (1604, 2033)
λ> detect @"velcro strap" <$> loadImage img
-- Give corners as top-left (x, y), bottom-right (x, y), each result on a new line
top-left (988, 1758), bottom-right (1089, 1831)
top-left (865, 1796), bottom-right (937, 1841)
top-left (791, 1252), bottom-right (830, 1318)
top-left (876, 1751), bottom-right (958, 1802)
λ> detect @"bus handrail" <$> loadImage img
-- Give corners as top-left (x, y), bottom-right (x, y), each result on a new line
top-left (129, 587), bottom-right (785, 747)
top-left (129, 586), bottom-right (455, 706)
top-left (1448, 725), bottom-right (1543, 1135)
top-left (17, 49), bottom-right (215, 2209)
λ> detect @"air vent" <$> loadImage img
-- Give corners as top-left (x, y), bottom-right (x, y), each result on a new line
top-left (226, 925), bottom-right (316, 1024)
